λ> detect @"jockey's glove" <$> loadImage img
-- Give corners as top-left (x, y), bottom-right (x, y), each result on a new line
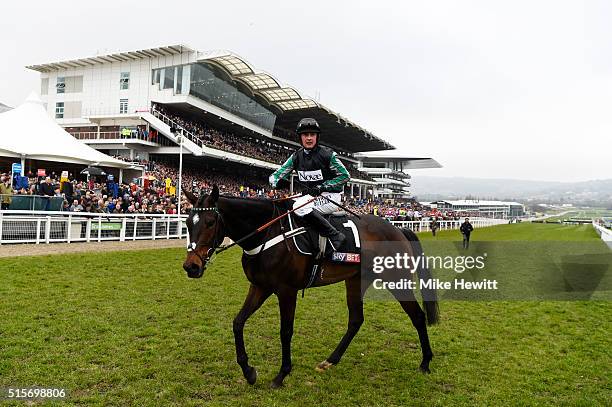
top-left (306, 185), bottom-right (324, 196)
top-left (268, 175), bottom-right (277, 189)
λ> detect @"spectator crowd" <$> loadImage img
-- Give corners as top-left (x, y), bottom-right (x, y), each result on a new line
top-left (2, 157), bottom-right (486, 221)
top-left (151, 104), bottom-right (372, 181)
top-left (152, 104), bottom-right (290, 164)
top-left (0, 158), bottom-right (277, 215)
top-left (345, 198), bottom-right (473, 221)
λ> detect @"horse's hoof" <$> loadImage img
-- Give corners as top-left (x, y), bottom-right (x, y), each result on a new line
top-left (270, 379), bottom-right (283, 389)
top-left (419, 365), bottom-right (431, 374)
top-left (245, 366), bottom-right (257, 385)
top-left (315, 360), bottom-right (334, 372)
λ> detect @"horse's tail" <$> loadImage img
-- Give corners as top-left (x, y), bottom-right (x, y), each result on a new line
top-left (400, 227), bottom-right (440, 325)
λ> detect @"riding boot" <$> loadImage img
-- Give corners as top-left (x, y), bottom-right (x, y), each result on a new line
top-left (303, 210), bottom-right (346, 251)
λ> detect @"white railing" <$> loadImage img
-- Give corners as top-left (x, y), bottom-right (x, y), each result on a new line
top-left (0, 211), bottom-right (187, 245)
top-left (0, 210), bottom-right (508, 246)
top-left (592, 220), bottom-right (612, 246)
top-left (71, 131), bottom-right (121, 140)
top-left (151, 109), bottom-right (203, 147)
top-left (390, 217), bottom-right (508, 232)
top-left (69, 131), bottom-right (172, 146)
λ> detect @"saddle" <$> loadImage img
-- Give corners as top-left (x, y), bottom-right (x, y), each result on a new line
top-left (241, 210), bottom-right (361, 294)
top-left (288, 212), bottom-right (361, 263)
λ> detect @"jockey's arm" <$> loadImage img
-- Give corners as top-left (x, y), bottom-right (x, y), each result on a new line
top-left (269, 154), bottom-right (295, 188)
top-left (321, 152), bottom-right (350, 192)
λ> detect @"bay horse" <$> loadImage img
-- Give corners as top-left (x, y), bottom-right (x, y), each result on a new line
top-left (182, 186), bottom-right (439, 388)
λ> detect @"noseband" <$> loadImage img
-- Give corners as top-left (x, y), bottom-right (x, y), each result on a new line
top-left (187, 206), bottom-right (223, 266)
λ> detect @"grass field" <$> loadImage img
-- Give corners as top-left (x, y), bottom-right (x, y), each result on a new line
top-left (543, 209), bottom-right (612, 223)
top-left (0, 223), bottom-right (610, 406)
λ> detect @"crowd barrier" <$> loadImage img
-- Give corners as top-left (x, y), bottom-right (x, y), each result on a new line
top-left (592, 221), bottom-right (612, 248)
top-left (390, 217), bottom-right (508, 232)
top-left (1, 195), bottom-right (64, 211)
top-left (0, 211), bottom-right (187, 245)
top-left (0, 211), bottom-right (507, 246)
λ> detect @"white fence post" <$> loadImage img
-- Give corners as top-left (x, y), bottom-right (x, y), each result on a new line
top-left (66, 215), bottom-right (72, 243)
top-left (120, 218), bottom-right (127, 242)
top-left (86, 219), bottom-right (91, 243)
top-left (133, 218), bottom-right (138, 240)
top-left (152, 218), bottom-right (157, 240)
top-left (45, 216), bottom-right (51, 243)
top-left (97, 217), bottom-right (102, 242)
top-left (0, 213), bottom-right (3, 245)
top-left (36, 218), bottom-right (41, 244)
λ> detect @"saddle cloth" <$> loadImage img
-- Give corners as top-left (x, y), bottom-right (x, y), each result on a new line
top-left (289, 212), bottom-right (361, 263)
top-left (243, 212), bottom-right (361, 264)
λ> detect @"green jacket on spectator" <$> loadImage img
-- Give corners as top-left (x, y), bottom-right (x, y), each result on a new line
top-left (0, 183), bottom-right (14, 204)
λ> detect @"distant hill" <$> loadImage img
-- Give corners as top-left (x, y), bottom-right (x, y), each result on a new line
top-left (0, 102), bottom-right (11, 113)
top-left (411, 176), bottom-right (612, 207)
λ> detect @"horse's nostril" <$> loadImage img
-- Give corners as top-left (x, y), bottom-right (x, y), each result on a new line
top-left (183, 262), bottom-right (202, 275)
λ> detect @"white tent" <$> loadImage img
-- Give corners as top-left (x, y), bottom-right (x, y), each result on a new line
top-left (0, 92), bottom-right (132, 169)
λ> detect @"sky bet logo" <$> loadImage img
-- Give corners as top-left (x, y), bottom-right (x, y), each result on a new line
top-left (332, 252), bottom-right (361, 263)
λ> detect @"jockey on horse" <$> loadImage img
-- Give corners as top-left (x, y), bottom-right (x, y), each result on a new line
top-left (182, 118), bottom-right (439, 388)
top-left (269, 118), bottom-right (349, 251)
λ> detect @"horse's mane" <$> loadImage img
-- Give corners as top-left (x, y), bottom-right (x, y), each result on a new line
top-left (197, 193), bottom-right (293, 211)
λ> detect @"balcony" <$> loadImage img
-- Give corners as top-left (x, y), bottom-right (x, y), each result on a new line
top-left (68, 131), bottom-right (173, 147)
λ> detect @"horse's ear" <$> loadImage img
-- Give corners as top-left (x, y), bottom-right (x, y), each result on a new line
top-left (184, 190), bottom-right (199, 205)
top-left (211, 184), bottom-right (219, 204)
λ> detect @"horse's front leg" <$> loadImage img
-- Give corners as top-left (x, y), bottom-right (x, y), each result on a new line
top-left (233, 284), bottom-right (271, 385)
top-left (271, 287), bottom-right (297, 388)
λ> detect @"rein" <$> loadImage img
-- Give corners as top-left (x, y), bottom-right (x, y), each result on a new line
top-left (215, 195), bottom-right (317, 254)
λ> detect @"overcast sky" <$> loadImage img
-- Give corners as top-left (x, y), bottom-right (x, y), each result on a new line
top-left (1, 0), bottom-right (610, 182)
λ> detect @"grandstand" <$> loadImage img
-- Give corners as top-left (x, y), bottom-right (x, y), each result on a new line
top-left (431, 199), bottom-right (525, 218)
top-left (26, 44), bottom-right (440, 199)
top-left (354, 151), bottom-right (441, 199)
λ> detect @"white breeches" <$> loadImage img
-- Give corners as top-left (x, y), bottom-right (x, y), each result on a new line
top-left (293, 192), bottom-right (342, 216)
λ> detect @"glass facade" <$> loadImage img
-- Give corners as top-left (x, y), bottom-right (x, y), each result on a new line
top-left (152, 63), bottom-right (276, 132)
top-left (175, 65), bottom-right (183, 94)
top-left (189, 63), bottom-right (276, 131)
top-left (162, 67), bottom-right (174, 90)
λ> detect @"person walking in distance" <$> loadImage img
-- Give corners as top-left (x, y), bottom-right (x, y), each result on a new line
top-left (430, 216), bottom-right (439, 237)
top-left (460, 217), bottom-right (474, 249)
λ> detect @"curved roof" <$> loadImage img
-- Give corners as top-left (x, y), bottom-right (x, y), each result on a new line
top-left (26, 44), bottom-right (394, 152)
top-left (198, 51), bottom-right (315, 111)
top-left (198, 50), bottom-right (393, 152)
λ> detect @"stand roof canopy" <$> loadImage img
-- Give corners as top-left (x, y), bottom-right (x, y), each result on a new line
top-left (0, 92), bottom-right (132, 169)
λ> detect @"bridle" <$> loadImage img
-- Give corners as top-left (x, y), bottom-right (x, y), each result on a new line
top-left (187, 206), bottom-right (224, 267)
top-left (186, 197), bottom-right (298, 266)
